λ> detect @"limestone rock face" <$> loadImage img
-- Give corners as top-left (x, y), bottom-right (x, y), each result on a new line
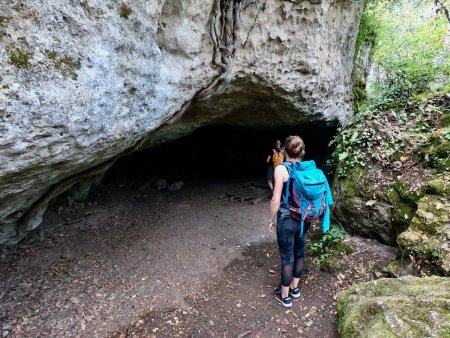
top-left (0, 0), bottom-right (363, 244)
top-left (337, 277), bottom-right (450, 337)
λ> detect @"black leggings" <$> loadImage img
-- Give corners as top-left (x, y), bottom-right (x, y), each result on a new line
top-left (276, 212), bottom-right (310, 287)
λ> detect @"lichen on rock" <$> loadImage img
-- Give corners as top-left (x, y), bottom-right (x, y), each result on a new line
top-left (337, 277), bottom-right (450, 338)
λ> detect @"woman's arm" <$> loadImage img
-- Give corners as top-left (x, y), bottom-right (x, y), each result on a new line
top-left (268, 165), bottom-right (287, 233)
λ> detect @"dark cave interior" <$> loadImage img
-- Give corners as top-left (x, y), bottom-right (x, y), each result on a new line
top-left (104, 122), bottom-right (338, 185)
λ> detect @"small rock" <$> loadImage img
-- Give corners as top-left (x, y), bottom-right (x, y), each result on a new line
top-left (155, 179), bottom-right (168, 190)
top-left (167, 181), bottom-right (184, 191)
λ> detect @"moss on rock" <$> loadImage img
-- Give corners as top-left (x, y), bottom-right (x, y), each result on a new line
top-left (410, 195), bottom-right (448, 236)
top-left (333, 170), bottom-right (402, 245)
top-left (337, 277), bottom-right (450, 338)
top-left (8, 48), bottom-right (32, 68)
top-left (423, 179), bottom-right (450, 197)
top-left (384, 184), bottom-right (417, 231)
top-left (341, 165), bottom-right (367, 199)
top-left (45, 50), bottom-right (81, 79)
top-left (423, 127), bottom-right (450, 172)
top-left (397, 194), bottom-right (450, 275)
top-left (391, 181), bottom-right (422, 204)
top-left (119, 3), bottom-right (132, 19)
top-left (319, 242), bottom-right (354, 273)
top-left (386, 258), bottom-right (421, 277)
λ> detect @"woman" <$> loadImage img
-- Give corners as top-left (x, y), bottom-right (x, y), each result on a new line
top-left (268, 135), bottom-right (309, 308)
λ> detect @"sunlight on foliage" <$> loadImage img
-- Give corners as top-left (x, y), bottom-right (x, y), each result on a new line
top-left (368, 0), bottom-right (449, 96)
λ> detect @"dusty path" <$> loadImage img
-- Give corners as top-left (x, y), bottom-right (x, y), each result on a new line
top-left (0, 179), bottom-right (395, 337)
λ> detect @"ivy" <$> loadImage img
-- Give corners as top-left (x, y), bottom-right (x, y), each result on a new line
top-left (329, 89), bottom-right (450, 178)
top-left (310, 225), bottom-right (348, 266)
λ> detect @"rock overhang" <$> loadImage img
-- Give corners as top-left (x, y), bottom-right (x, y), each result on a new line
top-left (0, 0), bottom-right (364, 244)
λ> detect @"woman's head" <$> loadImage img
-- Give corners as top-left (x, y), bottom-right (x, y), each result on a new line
top-left (284, 135), bottom-right (305, 160)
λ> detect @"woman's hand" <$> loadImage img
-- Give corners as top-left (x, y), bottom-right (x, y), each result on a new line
top-left (268, 221), bottom-right (276, 233)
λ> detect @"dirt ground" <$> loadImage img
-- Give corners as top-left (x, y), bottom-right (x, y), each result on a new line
top-left (0, 178), bottom-right (396, 338)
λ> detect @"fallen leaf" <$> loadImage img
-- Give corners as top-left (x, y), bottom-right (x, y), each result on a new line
top-left (365, 200), bottom-right (377, 206)
top-left (305, 320), bottom-right (313, 327)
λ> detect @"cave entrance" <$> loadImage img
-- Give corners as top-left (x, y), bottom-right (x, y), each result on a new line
top-left (104, 122), bottom-right (338, 188)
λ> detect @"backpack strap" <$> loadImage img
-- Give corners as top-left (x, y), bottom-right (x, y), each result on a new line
top-left (281, 162), bottom-right (293, 204)
top-left (322, 181), bottom-right (334, 233)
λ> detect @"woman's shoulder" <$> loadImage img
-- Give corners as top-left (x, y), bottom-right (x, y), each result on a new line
top-left (274, 164), bottom-right (289, 177)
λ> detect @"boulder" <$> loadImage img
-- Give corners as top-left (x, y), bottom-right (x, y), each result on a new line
top-left (337, 277), bottom-right (450, 337)
top-left (332, 167), bottom-right (416, 245)
top-left (397, 192), bottom-right (450, 275)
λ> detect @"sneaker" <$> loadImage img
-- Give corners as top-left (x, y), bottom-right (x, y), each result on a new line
top-left (289, 287), bottom-right (301, 298)
top-left (275, 293), bottom-right (292, 308)
top-left (275, 285), bottom-right (301, 299)
top-left (274, 285), bottom-right (282, 296)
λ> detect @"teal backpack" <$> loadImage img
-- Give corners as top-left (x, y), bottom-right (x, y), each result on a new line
top-left (282, 160), bottom-right (333, 237)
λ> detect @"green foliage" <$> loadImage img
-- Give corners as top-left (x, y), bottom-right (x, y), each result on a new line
top-left (8, 48), bottom-right (32, 69)
top-left (310, 225), bottom-right (349, 266)
top-left (353, 11), bottom-right (379, 63)
top-left (330, 90), bottom-right (450, 178)
top-left (119, 3), bottom-right (133, 19)
top-left (352, 76), bottom-right (368, 112)
top-left (369, 0), bottom-right (449, 96)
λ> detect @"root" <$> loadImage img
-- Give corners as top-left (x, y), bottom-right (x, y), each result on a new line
top-left (197, 0), bottom-right (258, 101)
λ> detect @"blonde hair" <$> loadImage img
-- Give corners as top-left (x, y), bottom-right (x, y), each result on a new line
top-left (284, 135), bottom-right (305, 159)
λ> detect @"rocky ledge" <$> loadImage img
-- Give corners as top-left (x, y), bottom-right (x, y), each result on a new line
top-left (337, 276), bottom-right (450, 337)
